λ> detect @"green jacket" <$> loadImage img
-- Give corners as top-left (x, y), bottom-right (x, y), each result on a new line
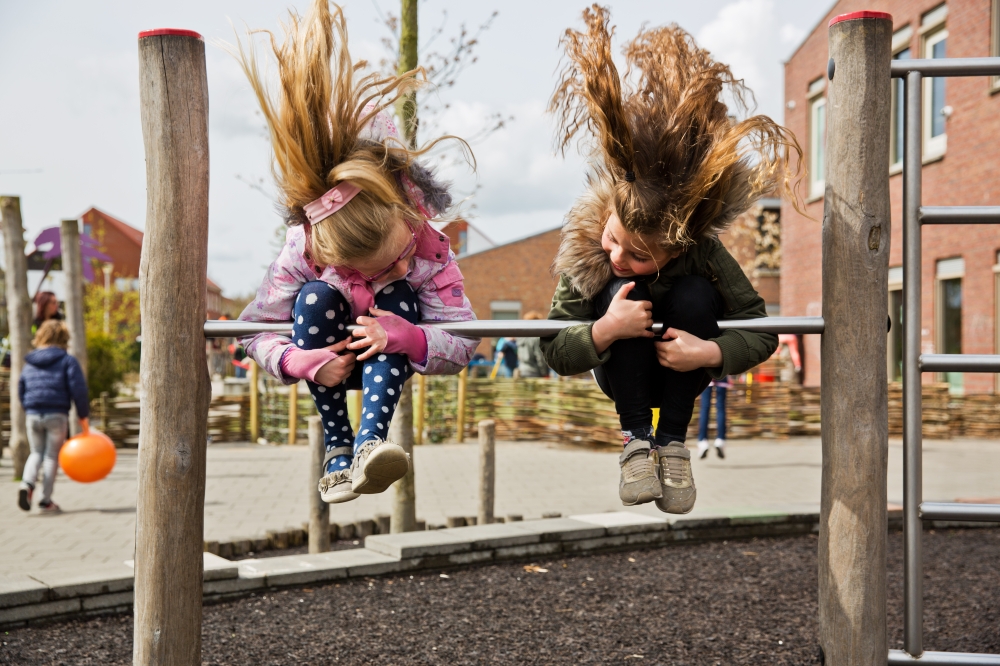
top-left (540, 236), bottom-right (777, 378)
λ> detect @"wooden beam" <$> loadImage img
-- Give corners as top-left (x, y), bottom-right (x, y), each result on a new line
top-left (134, 28), bottom-right (211, 665)
top-left (0, 196), bottom-right (32, 477)
top-left (819, 13), bottom-right (892, 665)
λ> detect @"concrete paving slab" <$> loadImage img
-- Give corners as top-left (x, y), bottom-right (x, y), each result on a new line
top-left (508, 518), bottom-right (606, 542)
top-left (203, 552), bottom-right (238, 581)
top-left (364, 530), bottom-right (470, 559)
top-left (0, 574), bottom-right (48, 609)
top-left (37, 566), bottom-right (134, 601)
top-left (570, 511), bottom-right (670, 535)
top-left (433, 522), bottom-right (542, 550)
top-left (0, 598), bottom-right (80, 624)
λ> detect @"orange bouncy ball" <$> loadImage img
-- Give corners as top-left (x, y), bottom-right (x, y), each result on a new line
top-left (59, 431), bottom-right (116, 483)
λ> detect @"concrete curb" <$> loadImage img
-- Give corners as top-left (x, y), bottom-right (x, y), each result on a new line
top-left (0, 510), bottom-right (820, 629)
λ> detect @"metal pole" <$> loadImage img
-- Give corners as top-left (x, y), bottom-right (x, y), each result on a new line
top-left (903, 68), bottom-right (924, 658)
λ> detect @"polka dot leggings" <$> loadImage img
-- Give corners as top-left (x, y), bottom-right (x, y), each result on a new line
top-left (289, 280), bottom-right (418, 476)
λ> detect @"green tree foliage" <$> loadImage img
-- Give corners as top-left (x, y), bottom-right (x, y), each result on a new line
top-left (83, 283), bottom-right (140, 396)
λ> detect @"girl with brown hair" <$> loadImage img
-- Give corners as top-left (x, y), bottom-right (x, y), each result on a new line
top-left (237, 1), bottom-right (478, 504)
top-left (541, 5), bottom-right (801, 514)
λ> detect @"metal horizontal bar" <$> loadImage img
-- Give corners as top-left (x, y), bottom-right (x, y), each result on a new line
top-left (919, 502), bottom-right (1000, 522)
top-left (919, 354), bottom-right (1000, 373)
top-left (203, 315), bottom-right (825, 339)
top-left (921, 206), bottom-right (1000, 224)
top-left (889, 649), bottom-right (1000, 665)
top-left (891, 57), bottom-right (1000, 77)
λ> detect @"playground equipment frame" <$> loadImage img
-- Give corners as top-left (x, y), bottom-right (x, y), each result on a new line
top-left (133, 18), bottom-right (1000, 666)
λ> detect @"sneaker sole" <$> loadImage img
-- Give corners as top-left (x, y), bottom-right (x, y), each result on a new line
top-left (620, 478), bottom-right (663, 506)
top-left (655, 488), bottom-right (697, 514)
top-left (321, 485), bottom-right (360, 504)
top-left (17, 489), bottom-right (30, 512)
top-left (352, 445), bottom-right (409, 495)
top-left (716, 448), bottom-right (725, 459)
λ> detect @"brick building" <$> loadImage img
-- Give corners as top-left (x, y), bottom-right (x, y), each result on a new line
top-left (782, 0), bottom-right (1000, 393)
top-left (456, 227), bottom-right (562, 356)
top-left (81, 207), bottom-right (225, 319)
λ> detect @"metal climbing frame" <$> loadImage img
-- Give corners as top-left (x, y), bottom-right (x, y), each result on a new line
top-left (889, 56), bottom-right (1000, 666)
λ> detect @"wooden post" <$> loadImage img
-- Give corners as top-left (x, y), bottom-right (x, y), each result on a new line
top-left (100, 392), bottom-right (109, 432)
top-left (0, 196), bottom-right (32, 478)
top-left (135, 28), bottom-right (211, 665)
top-left (249, 361), bottom-right (259, 443)
top-left (819, 13), bottom-right (892, 666)
top-left (414, 373), bottom-right (425, 446)
top-left (60, 219), bottom-right (88, 376)
top-left (349, 390), bottom-right (362, 432)
top-left (390, 377), bottom-right (416, 533)
top-left (307, 415), bottom-right (330, 553)
top-left (287, 380), bottom-right (298, 445)
top-left (477, 419), bottom-right (495, 526)
top-left (61, 218), bottom-right (88, 437)
top-left (456, 367), bottom-right (467, 443)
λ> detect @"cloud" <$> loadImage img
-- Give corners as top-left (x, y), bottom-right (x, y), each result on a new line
top-left (696, 0), bottom-right (806, 123)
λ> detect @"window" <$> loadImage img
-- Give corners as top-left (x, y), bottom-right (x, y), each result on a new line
top-left (995, 251), bottom-right (1000, 392)
top-left (807, 77), bottom-right (826, 200)
top-left (888, 266), bottom-right (904, 382)
top-left (936, 257), bottom-right (963, 393)
top-left (490, 300), bottom-right (521, 320)
top-left (992, 1), bottom-right (1000, 92)
top-left (889, 27), bottom-right (912, 171)
top-left (921, 5), bottom-right (948, 159)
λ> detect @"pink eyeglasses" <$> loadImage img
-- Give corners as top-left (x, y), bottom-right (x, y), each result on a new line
top-left (357, 221), bottom-right (418, 283)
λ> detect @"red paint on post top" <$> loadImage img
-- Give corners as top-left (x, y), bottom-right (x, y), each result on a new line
top-left (138, 28), bottom-right (203, 40)
top-left (829, 11), bottom-right (893, 27)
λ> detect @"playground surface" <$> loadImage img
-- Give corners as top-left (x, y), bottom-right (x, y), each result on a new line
top-left (0, 527), bottom-right (997, 665)
top-left (1, 436), bottom-right (999, 580)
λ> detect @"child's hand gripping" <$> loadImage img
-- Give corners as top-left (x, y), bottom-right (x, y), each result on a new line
top-left (655, 328), bottom-right (723, 372)
top-left (349, 307), bottom-right (428, 365)
top-left (591, 282), bottom-right (654, 354)
top-left (314, 339), bottom-right (356, 387)
top-left (348, 308), bottom-right (392, 361)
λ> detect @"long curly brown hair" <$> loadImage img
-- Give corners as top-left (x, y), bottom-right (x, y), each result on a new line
top-left (228, 1), bottom-right (464, 266)
top-left (550, 4), bottom-right (802, 250)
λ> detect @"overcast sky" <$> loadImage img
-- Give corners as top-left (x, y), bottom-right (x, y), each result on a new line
top-left (0, 0), bottom-right (830, 296)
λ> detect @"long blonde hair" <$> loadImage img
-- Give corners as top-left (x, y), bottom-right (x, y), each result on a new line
top-left (550, 4), bottom-right (803, 250)
top-left (231, 1), bottom-right (458, 266)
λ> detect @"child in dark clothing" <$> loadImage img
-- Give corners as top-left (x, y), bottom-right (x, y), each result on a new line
top-left (541, 7), bottom-right (799, 514)
top-left (18, 320), bottom-right (90, 513)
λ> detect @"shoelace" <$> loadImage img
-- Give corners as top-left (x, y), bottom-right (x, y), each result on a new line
top-left (661, 454), bottom-right (692, 486)
top-left (623, 453), bottom-right (656, 482)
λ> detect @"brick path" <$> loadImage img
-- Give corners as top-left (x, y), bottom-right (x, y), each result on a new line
top-left (1, 437), bottom-right (998, 579)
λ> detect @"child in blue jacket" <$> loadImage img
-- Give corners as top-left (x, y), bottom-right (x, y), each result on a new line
top-left (17, 320), bottom-right (89, 513)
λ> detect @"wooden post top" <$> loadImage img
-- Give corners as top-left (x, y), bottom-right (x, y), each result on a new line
top-left (829, 11), bottom-right (892, 27)
top-left (138, 28), bottom-right (203, 40)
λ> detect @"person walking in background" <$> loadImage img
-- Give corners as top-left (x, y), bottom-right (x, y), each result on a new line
top-left (32, 291), bottom-right (63, 333)
top-left (494, 337), bottom-right (519, 378)
top-left (516, 312), bottom-right (550, 378)
top-left (697, 377), bottom-right (730, 459)
top-left (17, 320), bottom-right (90, 513)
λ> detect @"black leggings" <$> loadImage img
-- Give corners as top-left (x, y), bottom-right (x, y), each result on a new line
top-left (593, 275), bottom-right (723, 443)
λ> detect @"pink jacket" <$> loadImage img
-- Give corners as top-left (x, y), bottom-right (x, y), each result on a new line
top-left (238, 107), bottom-right (479, 384)
top-left (239, 223), bottom-right (479, 383)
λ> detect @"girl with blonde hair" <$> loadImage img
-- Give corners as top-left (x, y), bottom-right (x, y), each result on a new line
top-left (237, 1), bottom-right (478, 504)
top-left (541, 5), bottom-right (801, 514)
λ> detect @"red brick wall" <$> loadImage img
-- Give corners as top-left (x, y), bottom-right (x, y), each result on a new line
top-left (457, 228), bottom-right (562, 356)
top-left (81, 209), bottom-right (142, 279)
top-left (782, 0), bottom-right (1000, 392)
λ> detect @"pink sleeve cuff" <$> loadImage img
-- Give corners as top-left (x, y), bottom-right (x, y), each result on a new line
top-left (280, 347), bottom-right (339, 382)
top-left (380, 314), bottom-right (428, 365)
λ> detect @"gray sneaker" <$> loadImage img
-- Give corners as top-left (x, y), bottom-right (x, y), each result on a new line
top-left (654, 442), bottom-right (696, 514)
top-left (351, 438), bottom-right (410, 495)
top-left (319, 467), bottom-right (359, 504)
top-left (619, 439), bottom-right (663, 506)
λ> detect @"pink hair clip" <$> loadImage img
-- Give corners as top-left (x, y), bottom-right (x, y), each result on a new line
top-left (302, 181), bottom-right (362, 224)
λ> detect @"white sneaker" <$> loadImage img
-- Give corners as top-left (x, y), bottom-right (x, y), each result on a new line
top-left (714, 438), bottom-right (726, 459)
top-left (697, 439), bottom-right (710, 459)
top-left (351, 438), bottom-right (410, 495)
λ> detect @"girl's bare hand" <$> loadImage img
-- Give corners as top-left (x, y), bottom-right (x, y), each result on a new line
top-left (314, 338), bottom-right (355, 386)
top-left (591, 282), bottom-right (654, 354)
top-left (654, 327), bottom-right (723, 372)
top-left (348, 308), bottom-right (391, 361)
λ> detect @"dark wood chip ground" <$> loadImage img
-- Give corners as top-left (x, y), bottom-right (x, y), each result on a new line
top-left (2, 528), bottom-right (998, 665)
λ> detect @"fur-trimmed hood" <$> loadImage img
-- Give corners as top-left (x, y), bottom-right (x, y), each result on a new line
top-left (552, 173), bottom-right (757, 301)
